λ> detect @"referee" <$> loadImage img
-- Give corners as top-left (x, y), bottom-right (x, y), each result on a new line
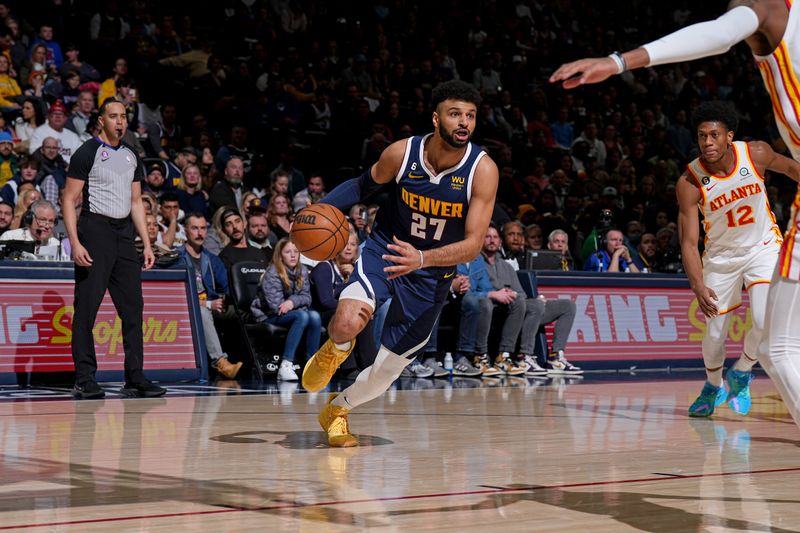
top-left (62, 97), bottom-right (166, 399)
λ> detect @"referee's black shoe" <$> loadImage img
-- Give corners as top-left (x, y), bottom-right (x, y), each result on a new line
top-left (120, 380), bottom-right (167, 398)
top-left (72, 380), bottom-right (106, 400)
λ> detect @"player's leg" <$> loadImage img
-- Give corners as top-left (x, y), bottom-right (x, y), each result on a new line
top-left (689, 255), bottom-right (740, 417)
top-left (302, 244), bottom-right (389, 392)
top-left (321, 275), bottom-right (447, 447)
top-left (726, 246), bottom-right (778, 414)
top-left (725, 282), bottom-right (769, 414)
top-left (760, 272), bottom-right (800, 428)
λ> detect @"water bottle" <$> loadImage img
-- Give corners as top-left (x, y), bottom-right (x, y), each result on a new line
top-left (444, 352), bottom-right (454, 375)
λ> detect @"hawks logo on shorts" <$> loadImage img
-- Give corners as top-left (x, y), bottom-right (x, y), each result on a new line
top-left (686, 141), bottom-right (782, 254)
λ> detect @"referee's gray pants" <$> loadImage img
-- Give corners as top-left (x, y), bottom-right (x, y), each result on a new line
top-left (72, 212), bottom-right (145, 385)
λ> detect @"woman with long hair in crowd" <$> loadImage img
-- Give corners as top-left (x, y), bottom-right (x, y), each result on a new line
top-left (251, 238), bottom-right (321, 381)
top-left (14, 97), bottom-right (43, 154)
top-left (12, 186), bottom-right (41, 229)
top-left (266, 193), bottom-right (293, 240)
top-left (176, 163), bottom-right (208, 218)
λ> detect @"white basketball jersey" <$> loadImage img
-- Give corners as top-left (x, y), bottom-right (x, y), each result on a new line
top-left (686, 141), bottom-right (782, 254)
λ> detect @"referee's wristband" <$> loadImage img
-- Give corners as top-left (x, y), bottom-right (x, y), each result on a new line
top-left (608, 51), bottom-right (626, 74)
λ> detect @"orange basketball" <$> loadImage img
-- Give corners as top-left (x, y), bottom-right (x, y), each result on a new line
top-left (291, 204), bottom-right (350, 261)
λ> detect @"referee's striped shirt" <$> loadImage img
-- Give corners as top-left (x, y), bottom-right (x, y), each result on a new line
top-left (69, 138), bottom-right (144, 219)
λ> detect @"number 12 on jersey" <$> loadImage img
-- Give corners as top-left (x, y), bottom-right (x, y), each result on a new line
top-left (410, 213), bottom-right (447, 240)
top-left (725, 205), bottom-right (755, 228)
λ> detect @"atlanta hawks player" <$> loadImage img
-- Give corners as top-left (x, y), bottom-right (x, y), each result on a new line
top-left (678, 102), bottom-right (800, 418)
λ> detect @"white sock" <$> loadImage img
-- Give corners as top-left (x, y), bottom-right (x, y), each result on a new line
top-left (733, 352), bottom-right (758, 372)
top-left (334, 340), bottom-right (352, 351)
top-left (332, 346), bottom-right (410, 410)
top-left (702, 314), bottom-right (731, 388)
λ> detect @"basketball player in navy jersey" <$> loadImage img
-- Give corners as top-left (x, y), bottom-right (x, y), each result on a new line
top-left (551, 0), bottom-right (800, 429)
top-left (301, 80), bottom-right (498, 447)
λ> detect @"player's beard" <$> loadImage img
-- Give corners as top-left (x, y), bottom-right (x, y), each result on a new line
top-left (439, 122), bottom-right (470, 148)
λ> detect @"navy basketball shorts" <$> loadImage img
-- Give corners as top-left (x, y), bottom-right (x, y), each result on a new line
top-left (339, 238), bottom-right (452, 358)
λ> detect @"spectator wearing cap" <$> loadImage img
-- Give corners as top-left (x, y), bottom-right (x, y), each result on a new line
top-left (176, 163), bottom-right (208, 219)
top-left (0, 198), bottom-right (59, 247)
top-left (600, 186), bottom-right (621, 211)
top-left (28, 100), bottom-right (81, 163)
top-left (0, 197), bottom-right (12, 236)
top-left (0, 131), bottom-right (18, 186)
top-left (60, 43), bottom-right (100, 83)
top-left (143, 162), bottom-right (169, 197)
top-left (217, 208), bottom-right (266, 270)
top-left (65, 90), bottom-right (95, 137)
top-left (0, 55), bottom-right (20, 112)
top-left (164, 146), bottom-right (198, 186)
top-left (0, 156), bottom-right (38, 206)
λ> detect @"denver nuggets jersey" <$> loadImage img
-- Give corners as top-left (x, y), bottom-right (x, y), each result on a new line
top-left (686, 141), bottom-right (782, 254)
top-left (371, 134), bottom-right (486, 253)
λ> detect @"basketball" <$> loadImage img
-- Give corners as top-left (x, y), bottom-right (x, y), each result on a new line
top-left (291, 204), bottom-right (350, 261)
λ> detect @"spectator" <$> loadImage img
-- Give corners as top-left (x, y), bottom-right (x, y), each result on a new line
top-left (31, 24), bottom-right (63, 70)
top-left (209, 156), bottom-right (245, 215)
top-left (176, 163), bottom-right (208, 219)
top-left (217, 208), bottom-right (267, 270)
top-left (0, 155), bottom-right (37, 206)
top-left (0, 197), bottom-right (12, 236)
top-left (177, 212), bottom-right (243, 379)
top-left (636, 232), bottom-right (658, 272)
top-left (573, 122), bottom-right (606, 168)
top-left (547, 229), bottom-right (574, 271)
top-left (266, 193), bottom-right (292, 241)
top-left (14, 97), bottom-right (44, 154)
top-left (0, 131), bottom-right (17, 186)
top-left (143, 162), bottom-right (167, 197)
top-left (138, 213), bottom-right (176, 258)
top-left (11, 186), bottom-right (40, 229)
top-left (246, 211), bottom-right (275, 260)
top-left (215, 125), bottom-right (254, 177)
top-left (97, 57), bottom-right (129, 107)
top-left (28, 100), bottom-right (81, 163)
top-left (584, 228), bottom-right (641, 272)
top-left (65, 90), bottom-right (95, 137)
top-left (292, 172), bottom-right (326, 212)
top-left (19, 43), bottom-right (47, 87)
top-left (59, 43), bottom-right (100, 83)
top-left (157, 191), bottom-right (186, 247)
top-left (0, 198), bottom-right (58, 246)
top-left (471, 225), bottom-right (528, 376)
top-left (0, 55), bottom-right (20, 112)
top-left (501, 220), bottom-right (526, 269)
top-left (250, 237), bottom-right (322, 381)
top-left (524, 223), bottom-right (544, 251)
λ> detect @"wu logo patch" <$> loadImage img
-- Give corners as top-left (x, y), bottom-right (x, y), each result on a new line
top-left (450, 175), bottom-right (465, 190)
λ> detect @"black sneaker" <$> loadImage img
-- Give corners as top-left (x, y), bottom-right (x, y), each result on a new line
top-left (120, 380), bottom-right (167, 398)
top-left (72, 380), bottom-right (105, 400)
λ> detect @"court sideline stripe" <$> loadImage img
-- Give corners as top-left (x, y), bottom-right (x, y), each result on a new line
top-left (2, 465), bottom-right (800, 529)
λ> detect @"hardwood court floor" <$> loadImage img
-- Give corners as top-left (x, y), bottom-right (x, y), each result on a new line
top-left (0, 375), bottom-right (798, 531)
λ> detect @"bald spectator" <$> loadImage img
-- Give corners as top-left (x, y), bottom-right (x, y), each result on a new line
top-left (209, 157), bottom-right (245, 215)
top-left (584, 228), bottom-right (640, 273)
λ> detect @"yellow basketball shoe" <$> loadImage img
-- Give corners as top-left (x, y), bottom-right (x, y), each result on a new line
top-left (319, 394), bottom-right (358, 447)
top-left (302, 339), bottom-right (355, 392)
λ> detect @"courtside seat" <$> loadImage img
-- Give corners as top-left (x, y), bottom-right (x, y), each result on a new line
top-left (229, 261), bottom-right (287, 364)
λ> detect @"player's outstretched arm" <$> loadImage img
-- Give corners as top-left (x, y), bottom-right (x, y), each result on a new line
top-left (748, 140), bottom-right (800, 183)
top-left (382, 157), bottom-right (498, 279)
top-left (320, 139), bottom-right (407, 213)
top-left (677, 174), bottom-right (718, 317)
top-left (549, 4), bottom-right (762, 89)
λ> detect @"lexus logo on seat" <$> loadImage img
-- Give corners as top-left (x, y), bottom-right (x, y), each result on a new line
top-left (241, 268), bottom-right (265, 274)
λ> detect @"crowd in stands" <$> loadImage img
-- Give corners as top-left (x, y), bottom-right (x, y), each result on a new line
top-left (0, 1), bottom-right (793, 380)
